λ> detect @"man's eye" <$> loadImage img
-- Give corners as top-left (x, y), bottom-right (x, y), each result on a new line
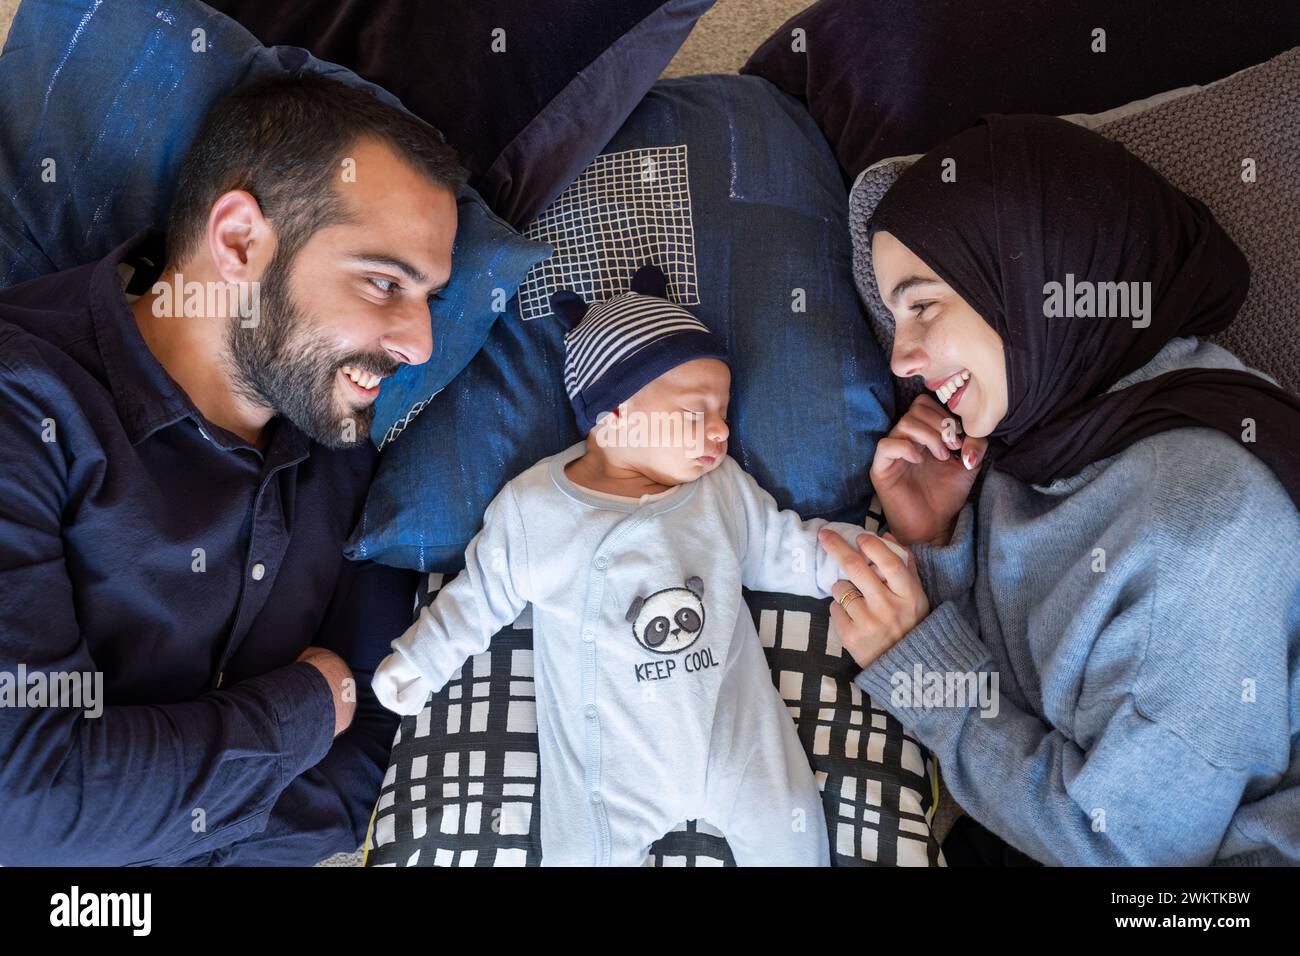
top-left (367, 277), bottom-right (398, 296)
top-left (911, 300), bottom-right (935, 317)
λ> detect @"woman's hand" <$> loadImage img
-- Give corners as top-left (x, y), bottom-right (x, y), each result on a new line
top-left (819, 529), bottom-right (929, 669)
top-left (871, 394), bottom-right (986, 546)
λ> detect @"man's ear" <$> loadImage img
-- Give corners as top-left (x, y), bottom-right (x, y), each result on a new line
top-left (206, 189), bottom-right (268, 283)
top-left (625, 595), bottom-right (645, 622)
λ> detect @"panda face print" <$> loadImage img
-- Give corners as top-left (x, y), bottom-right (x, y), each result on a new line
top-left (625, 576), bottom-right (706, 654)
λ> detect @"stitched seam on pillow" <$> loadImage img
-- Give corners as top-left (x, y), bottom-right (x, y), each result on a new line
top-left (379, 386), bottom-right (442, 448)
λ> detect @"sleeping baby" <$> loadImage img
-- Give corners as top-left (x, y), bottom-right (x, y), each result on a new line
top-left (372, 264), bottom-right (907, 866)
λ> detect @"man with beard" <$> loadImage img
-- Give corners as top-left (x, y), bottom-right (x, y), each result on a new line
top-left (0, 74), bottom-right (462, 865)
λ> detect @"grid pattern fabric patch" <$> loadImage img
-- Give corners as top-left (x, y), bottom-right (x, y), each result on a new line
top-left (517, 145), bottom-right (700, 321)
top-left (368, 533), bottom-right (943, 867)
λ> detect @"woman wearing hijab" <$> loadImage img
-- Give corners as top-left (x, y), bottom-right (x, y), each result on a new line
top-left (819, 114), bottom-right (1300, 865)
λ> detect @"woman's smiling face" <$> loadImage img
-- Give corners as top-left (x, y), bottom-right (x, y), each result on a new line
top-left (871, 230), bottom-right (1009, 438)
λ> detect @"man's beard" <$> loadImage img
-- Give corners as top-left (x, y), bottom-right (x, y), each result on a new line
top-left (225, 250), bottom-right (397, 449)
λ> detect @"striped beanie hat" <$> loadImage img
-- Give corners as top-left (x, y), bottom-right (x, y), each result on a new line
top-left (551, 264), bottom-right (728, 434)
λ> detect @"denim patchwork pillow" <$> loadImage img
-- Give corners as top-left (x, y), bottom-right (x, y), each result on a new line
top-left (347, 75), bottom-right (895, 571)
top-left (0, 0), bottom-right (545, 419)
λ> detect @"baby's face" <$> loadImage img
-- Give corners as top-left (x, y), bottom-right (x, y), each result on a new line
top-left (595, 358), bottom-right (730, 484)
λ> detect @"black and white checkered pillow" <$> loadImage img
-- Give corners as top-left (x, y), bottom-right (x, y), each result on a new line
top-left (367, 510), bottom-right (942, 866)
top-left (516, 145), bottom-right (700, 322)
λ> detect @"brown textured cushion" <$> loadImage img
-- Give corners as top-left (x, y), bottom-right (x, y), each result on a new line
top-left (850, 47), bottom-right (1300, 404)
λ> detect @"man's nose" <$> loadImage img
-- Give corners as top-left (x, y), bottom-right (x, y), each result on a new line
top-left (380, 298), bottom-right (435, 367)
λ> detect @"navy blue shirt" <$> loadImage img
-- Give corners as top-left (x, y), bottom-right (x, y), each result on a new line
top-left (0, 229), bottom-right (417, 865)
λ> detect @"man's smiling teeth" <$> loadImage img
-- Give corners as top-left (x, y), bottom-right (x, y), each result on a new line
top-left (341, 365), bottom-right (381, 389)
top-left (935, 370), bottom-right (970, 404)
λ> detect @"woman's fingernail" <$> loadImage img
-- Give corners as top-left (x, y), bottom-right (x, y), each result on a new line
top-left (963, 452), bottom-right (975, 470)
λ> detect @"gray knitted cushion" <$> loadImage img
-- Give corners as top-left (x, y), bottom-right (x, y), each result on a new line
top-left (849, 157), bottom-right (924, 408)
top-left (850, 46), bottom-right (1300, 409)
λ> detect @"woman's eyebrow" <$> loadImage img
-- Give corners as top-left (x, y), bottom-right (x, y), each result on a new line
top-left (887, 275), bottom-right (942, 307)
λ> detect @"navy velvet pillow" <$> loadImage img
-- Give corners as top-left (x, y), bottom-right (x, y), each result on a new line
top-left (742, 0), bottom-right (1300, 181)
top-left (204, 0), bottom-right (717, 227)
top-left (0, 0), bottom-right (546, 428)
top-left (347, 75), bottom-right (894, 572)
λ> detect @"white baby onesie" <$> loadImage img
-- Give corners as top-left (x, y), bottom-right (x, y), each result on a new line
top-left (374, 441), bottom-right (903, 866)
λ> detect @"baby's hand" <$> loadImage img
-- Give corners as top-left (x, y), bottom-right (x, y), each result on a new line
top-left (372, 651), bottom-right (434, 716)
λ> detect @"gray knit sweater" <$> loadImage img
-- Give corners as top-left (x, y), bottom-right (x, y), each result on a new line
top-left (855, 336), bottom-right (1300, 865)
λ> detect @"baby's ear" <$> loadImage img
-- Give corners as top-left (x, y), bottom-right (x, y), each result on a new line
top-left (630, 263), bottom-right (669, 299)
top-left (625, 595), bottom-right (645, 622)
top-left (550, 289), bottom-right (589, 330)
top-left (685, 576), bottom-right (704, 599)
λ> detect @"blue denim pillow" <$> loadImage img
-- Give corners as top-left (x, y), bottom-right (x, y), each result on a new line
top-left (371, 197), bottom-right (551, 447)
top-left (348, 75), bottom-right (895, 571)
top-left (0, 0), bottom-right (546, 424)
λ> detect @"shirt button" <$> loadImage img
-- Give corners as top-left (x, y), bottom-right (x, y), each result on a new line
top-left (251, 563), bottom-right (266, 581)
top-left (585, 704), bottom-right (597, 719)
top-left (582, 628), bottom-right (594, 643)
top-left (593, 556), bottom-right (608, 570)
top-left (589, 791), bottom-right (602, 804)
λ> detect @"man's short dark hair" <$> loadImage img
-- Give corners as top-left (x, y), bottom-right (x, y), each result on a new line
top-left (165, 73), bottom-right (465, 267)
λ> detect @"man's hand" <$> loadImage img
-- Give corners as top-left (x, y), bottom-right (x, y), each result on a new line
top-left (870, 394), bottom-right (986, 546)
top-left (296, 647), bottom-right (356, 737)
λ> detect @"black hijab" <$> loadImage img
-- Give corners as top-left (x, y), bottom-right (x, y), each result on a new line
top-left (870, 114), bottom-right (1300, 506)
